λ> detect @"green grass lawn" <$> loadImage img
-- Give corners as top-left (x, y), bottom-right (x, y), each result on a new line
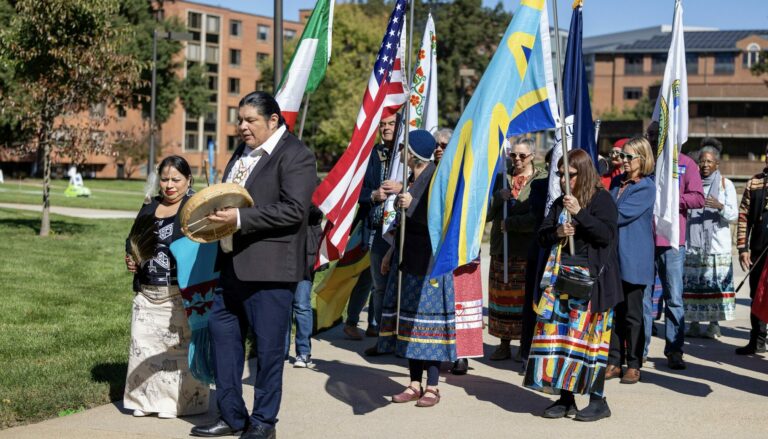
top-left (0, 208), bottom-right (135, 429)
top-left (0, 179), bottom-right (209, 211)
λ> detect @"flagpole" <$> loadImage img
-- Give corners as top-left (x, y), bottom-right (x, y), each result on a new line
top-left (298, 93), bottom-right (311, 140)
top-left (550, 0), bottom-right (575, 255)
top-left (502, 142), bottom-right (509, 284)
top-left (396, 0), bottom-right (415, 338)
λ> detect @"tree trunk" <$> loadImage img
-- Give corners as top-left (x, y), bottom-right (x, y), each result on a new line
top-left (39, 130), bottom-right (52, 237)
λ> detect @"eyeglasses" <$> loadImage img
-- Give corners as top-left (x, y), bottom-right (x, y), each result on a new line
top-left (619, 152), bottom-right (640, 161)
top-left (437, 142), bottom-right (448, 149)
top-left (509, 153), bottom-right (531, 160)
top-left (609, 150), bottom-right (621, 157)
top-left (698, 159), bottom-right (717, 165)
top-left (555, 171), bottom-right (578, 179)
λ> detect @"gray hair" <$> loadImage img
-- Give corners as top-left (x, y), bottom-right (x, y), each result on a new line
top-left (699, 146), bottom-right (720, 161)
top-left (435, 128), bottom-right (453, 144)
top-left (513, 137), bottom-right (535, 153)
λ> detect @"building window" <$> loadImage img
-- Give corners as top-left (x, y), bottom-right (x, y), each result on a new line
top-left (207, 74), bottom-right (218, 91)
top-left (714, 53), bottom-right (735, 75)
top-left (204, 133), bottom-right (216, 151)
top-left (623, 87), bottom-right (642, 100)
top-left (184, 132), bottom-right (199, 151)
top-left (205, 106), bottom-right (217, 125)
top-left (229, 49), bottom-right (241, 66)
top-left (227, 135), bottom-right (240, 151)
top-left (284, 29), bottom-right (296, 40)
top-left (188, 12), bottom-right (201, 30)
top-left (651, 54), bottom-right (666, 74)
top-left (205, 45), bottom-right (219, 64)
top-left (624, 55), bottom-right (644, 75)
top-left (686, 53), bottom-right (699, 75)
top-left (256, 52), bottom-right (269, 68)
top-left (229, 78), bottom-right (240, 94)
top-left (743, 43), bottom-right (761, 68)
top-left (258, 25), bottom-right (270, 41)
top-left (227, 106), bottom-right (238, 124)
top-left (230, 19), bottom-right (242, 37)
top-left (187, 43), bottom-right (201, 62)
top-left (206, 16), bottom-right (220, 34)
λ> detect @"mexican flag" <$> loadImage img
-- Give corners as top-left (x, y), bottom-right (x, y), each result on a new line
top-left (275, 0), bottom-right (334, 132)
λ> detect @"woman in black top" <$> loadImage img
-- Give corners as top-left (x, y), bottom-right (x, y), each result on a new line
top-left (123, 156), bottom-right (209, 419)
top-left (523, 149), bottom-right (622, 422)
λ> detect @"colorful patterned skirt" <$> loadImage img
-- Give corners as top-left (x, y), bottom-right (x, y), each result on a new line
top-left (453, 261), bottom-right (484, 358)
top-left (378, 271), bottom-right (457, 362)
top-left (651, 274), bottom-right (663, 319)
top-left (683, 251), bottom-right (736, 322)
top-left (488, 254), bottom-right (527, 340)
top-left (524, 294), bottom-right (613, 396)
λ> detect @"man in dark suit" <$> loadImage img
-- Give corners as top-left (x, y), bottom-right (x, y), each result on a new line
top-left (190, 92), bottom-right (317, 439)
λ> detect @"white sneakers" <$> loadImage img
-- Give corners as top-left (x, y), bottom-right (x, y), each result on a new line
top-left (132, 409), bottom-right (176, 419)
top-left (294, 355), bottom-right (315, 368)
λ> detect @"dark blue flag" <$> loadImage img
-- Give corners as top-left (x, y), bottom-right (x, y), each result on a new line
top-left (562, 4), bottom-right (597, 164)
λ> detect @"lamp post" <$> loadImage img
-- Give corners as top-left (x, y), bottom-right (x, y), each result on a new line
top-left (148, 30), bottom-right (194, 177)
top-left (274, 0), bottom-right (283, 88)
top-left (458, 68), bottom-right (475, 114)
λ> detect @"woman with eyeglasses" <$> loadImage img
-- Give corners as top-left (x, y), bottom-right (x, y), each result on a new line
top-left (601, 138), bottom-right (629, 189)
top-left (683, 145), bottom-right (737, 339)
top-left (486, 137), bottom-right (547, 361)
top-left (524, 149), bottom-right (621, 422)
top-left (604, 137), bottom-right (656, 385)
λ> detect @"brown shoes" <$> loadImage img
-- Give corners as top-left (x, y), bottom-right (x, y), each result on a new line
top-left (343, 325), bottom-right (363, 340)
top-left (392, 385), bottom-right (422, 403)
top-left (604, 364), bottom-right (622, 380)
top-left (620, 367), bottom-right (640, 384)
top-left (416, 388), bottom-right (440, 407)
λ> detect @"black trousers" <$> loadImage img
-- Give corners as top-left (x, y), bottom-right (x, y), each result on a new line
top-left (209, 277), bottom-right (295, 431)
top-left (749, 253), bottom-right (768, 342)
top-left (609, 281), bottom-right (646, 369)
top-left (408, 360), bottom-right (441, 386)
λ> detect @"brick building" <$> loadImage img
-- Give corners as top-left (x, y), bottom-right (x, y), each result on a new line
top-left (1, 0), bottom-right (308, 179)
top-left (583, 26), bottom-right (768, 175)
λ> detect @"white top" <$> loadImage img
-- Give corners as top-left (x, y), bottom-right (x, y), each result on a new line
top-left (221, 125), bottom-right (287, 253)
top-left (686, 175), bottom-right (738, 255)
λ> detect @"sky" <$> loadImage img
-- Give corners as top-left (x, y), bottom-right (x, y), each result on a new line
top-left (197, 0), bottom-right (768, 37)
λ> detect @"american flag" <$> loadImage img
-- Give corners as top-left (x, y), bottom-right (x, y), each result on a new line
top-left (312, 0), bottom-right (408, 266)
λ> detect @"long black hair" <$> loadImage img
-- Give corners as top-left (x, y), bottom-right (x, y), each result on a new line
top-left (238, 91), bottom-right (286, 127)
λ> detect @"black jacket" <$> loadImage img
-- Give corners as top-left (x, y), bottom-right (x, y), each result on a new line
top-left (218, 129), bottom-right (317, 283)
top-left (125, 194), bottom-right (192, 292)
top-left (400, 162), bottom-right (436, 276)
top-left (538, 189), bottom-right (623, 313)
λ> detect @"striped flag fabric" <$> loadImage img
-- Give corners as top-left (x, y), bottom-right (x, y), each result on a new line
top-left (427, 0), bottom-right (549, 278)
top-left (313, 0), bottom-right (408, 266)
top-left (274, 0), bottom-right (334, 131)
top-left (381, 12), bottom-right (439, 239)
top-left (653, 0), bottom-right (688, 249)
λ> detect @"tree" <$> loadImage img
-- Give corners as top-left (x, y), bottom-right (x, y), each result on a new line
top-left (750, 51), bottom-right (768, 79)
top-left (598, 95), bottom-right (654, 121)
top-left (0, 0), bottom-right (141, 236)
top-left (179, 62), bottom-right (210, 119)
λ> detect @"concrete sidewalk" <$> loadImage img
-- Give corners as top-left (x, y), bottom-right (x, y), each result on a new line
top-left (1, 251), bottom-right (767, 438)
top-left (0, 202), bottom-right (135, 219)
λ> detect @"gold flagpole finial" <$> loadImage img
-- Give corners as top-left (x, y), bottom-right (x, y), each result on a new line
top-left (572, 0), bottom-right (584, 9)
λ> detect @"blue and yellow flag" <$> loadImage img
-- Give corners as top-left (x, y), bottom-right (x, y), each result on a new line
top-left (428, 0), bottom-right (554, 278)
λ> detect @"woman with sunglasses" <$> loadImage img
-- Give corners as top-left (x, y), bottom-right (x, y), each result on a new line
top-left (605, 137), bottom-right (656, 385)
top-left (524, 149), bottom-right (621, 422)
top-left (486, 137), bottom-right (547, 361)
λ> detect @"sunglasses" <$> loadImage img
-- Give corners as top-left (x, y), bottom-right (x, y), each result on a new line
top-left (509, 153), bottom-right (531, 160)
top-left (437, 142), bottom-right (448, 148)
top-left (555, 171), bottom-right (578, 179)
top-left (619, 152), bottom-right (640, 161)
top-left (609, 150), bottom-right (621, 157)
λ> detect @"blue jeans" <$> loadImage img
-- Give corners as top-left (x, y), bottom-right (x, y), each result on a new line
top-left (368, 245), bottom-right (388, 328)
top-left (642, 283), bottom-right (653, 358)
top-left (345, 267), bottom-right (373, 327)
top-left (656, 246), bottom-right (685, 355)
top-left (285, 280), bottom-right (313, 358)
